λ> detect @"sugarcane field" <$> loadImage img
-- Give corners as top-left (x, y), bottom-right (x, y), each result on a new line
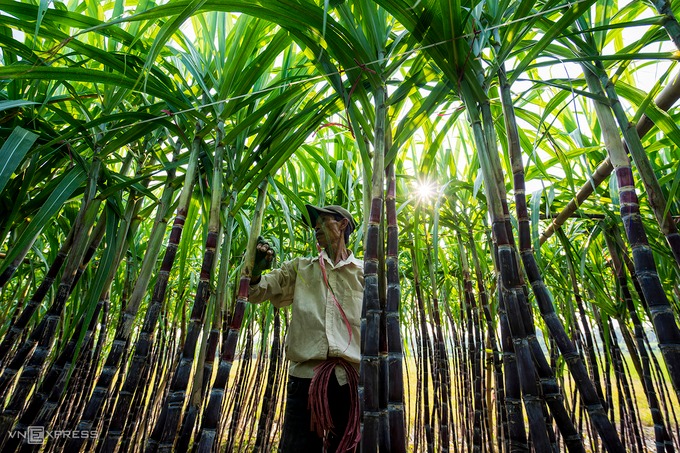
top-left (2, 0), bottom-right (680, 451)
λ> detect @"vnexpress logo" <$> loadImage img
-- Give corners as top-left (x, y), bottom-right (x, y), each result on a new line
top-left (26, 425), bottom-right (44, 444)
top-left (8, 426), bottom-right (98, 443)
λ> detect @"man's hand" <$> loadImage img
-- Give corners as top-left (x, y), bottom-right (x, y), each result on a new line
top-left (252, 236), bottom-right (275, 279)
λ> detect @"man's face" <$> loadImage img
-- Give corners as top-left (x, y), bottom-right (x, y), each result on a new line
top-left (314, 214), bottom-right (347, 249)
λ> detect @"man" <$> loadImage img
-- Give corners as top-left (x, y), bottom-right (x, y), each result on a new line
top-left (248, 204), bottom-right (363, 452)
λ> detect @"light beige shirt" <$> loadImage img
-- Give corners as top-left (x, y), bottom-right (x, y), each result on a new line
top-left (248, 250), bottom-right (363, 384)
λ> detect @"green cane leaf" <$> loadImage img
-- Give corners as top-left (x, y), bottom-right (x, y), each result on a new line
top-left (0, 165), bottom-right (86, 275)
top-left (0, 126), bottom-right (39, 195)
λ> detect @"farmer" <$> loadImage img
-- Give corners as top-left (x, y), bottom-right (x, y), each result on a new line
top-left (248, 204), bottom-right (363, 452)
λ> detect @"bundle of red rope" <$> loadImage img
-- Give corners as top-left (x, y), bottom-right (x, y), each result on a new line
top-left (308, 358), bottom-right (361, 452)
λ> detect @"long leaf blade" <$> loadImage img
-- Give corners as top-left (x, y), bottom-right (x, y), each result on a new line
top-left (0, 126), bottom-right (39, 194)
top-left (0, 165), bottom-right (86, 275)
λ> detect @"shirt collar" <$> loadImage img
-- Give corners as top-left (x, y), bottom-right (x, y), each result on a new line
top-left (313, 249), bottom-right (362, 268)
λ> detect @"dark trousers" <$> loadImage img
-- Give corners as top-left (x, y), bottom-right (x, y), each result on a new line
top-left (278, 375), bottom-right (351, 453)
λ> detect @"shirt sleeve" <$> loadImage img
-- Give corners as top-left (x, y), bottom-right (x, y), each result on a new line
top-left (247, 258), bottom-right (297, 308)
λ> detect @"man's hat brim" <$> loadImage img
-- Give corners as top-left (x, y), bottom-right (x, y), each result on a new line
top-left (304, 204), bottom-right (356, 234)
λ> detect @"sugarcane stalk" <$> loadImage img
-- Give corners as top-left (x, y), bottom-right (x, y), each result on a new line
top-left (193, 186), bottom-right (237, 421)
top-left (163, 149), bottom-right (218, 452)
top-left (379, 255), bottom-right (389, 452)
top-left (650, 0), bottom-right (680, 49)
top-left (175, 305), bottom-right (213, 453)
top-left (612, 319), bottom-right (646, 452)
top-left (540, 70), bottom-right (680, 244)
top-left (253, 307), bottom-right (282, 452)
top-left (0, 144), bottom-right (113, 367)
top-left (617, 324), bottom-right (647, 447)
top-left (385, 160), bottom-right (406, 453)
top-left (5, 204), bottom-right (131, 446)
top-left (604, 227), bottom-right (675, 453)
top-left (468, 230), bottom-right (505, 453)
top-left (113, 142), bottom-right (180, 345)
top-left (196, 269), bottom-right (222, 400)
top-left (410, 244), bottom-right (435, 453)
top-left (4, 299), bottom-right (102, 452)
top-left (245, 331), bottom-right (268, 445)
top-left (496, 288), bottom-right (528, 453)
top-left (0, 195), bottom-right (102, 397)
top-left (0, 227), bottom-right (75, 363)
top-left (461, 81), bottom-right (551, 451)
top-left (471, 286), bottom-right (484, 453)
top-left (266, 332), bottom-right (287, 451)
top-left (582, 64), bottom-right (680, 400)
top-left (591, 309), bottom-right (614, 444)
top-left (95, 166), bottom-right (177, 447)
top-left (0, 239), bottom-right (36, 289)
top-left (442, 313), bottom-right (458, 450)
top-left (146, 126), bottom-right (225, 453)
top-left (224, 331), bottom-right (256, 452)
top-left (493, 51), bottom-right (628, 450)
top-left (99, 126), bottom-right (201, 453)
top-left (187, 146), bottom-right (241, 447)
top-left (194, 177), bottom-right (268, 452)
top-left (45, 292), bottom-right (107, 432)
top-left (42, 160), bottom-right (146, 450)
top-left (558, 232), bottom-right (607, 404)
top-left (47, 288), bottom-right (110, 453)
top-left (591, 62), bottom-right (680, 269)
top-left (424, 233), bottom-right (452, 452)
top-left (451, 314), bottom-right (468, 450)
top-left (137, 322), bottom-right (177, 444)
top-left (458, 235), bottom-right (483, 453)
top-left (361, 82), bottom-right (386, 453)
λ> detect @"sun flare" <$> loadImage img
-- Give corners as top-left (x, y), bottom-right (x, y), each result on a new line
top-left (415, 180), bottom-right (437, 201)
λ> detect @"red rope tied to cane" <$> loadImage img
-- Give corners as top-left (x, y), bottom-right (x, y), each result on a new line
top-left (309, 358), bottom-right (361, 452)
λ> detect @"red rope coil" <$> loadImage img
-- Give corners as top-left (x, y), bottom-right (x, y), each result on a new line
top-left (308, 358), bottom-right (361, 452)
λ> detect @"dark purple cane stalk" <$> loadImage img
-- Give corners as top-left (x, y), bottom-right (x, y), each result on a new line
top-left (30, 166), bottom-right (145, 450)
top-left (45, 147), bottom-right (172, 452)
top-left (594, 61), bottom-right (680, 268)
top-left (97, 128), bottom-right (201, 453)
top-left (0, 199), bottom-right (103, 398)
top-left (541, 71), bottom-right (680, 245)
top-left (0, 242), bottom-right (35, 290)
top-left (410, 246), bottom-right (435, 452)
top-left (224, 331), bottom-right (255, 452)
top-left (146, 129), bottom-right (226, 453)
top-left (609, 319), bottom-right (645, 452)
top-left (194, 178), bottom-right (268, 452)
top-left (495, 285), bottom-right (528, 453)
top-left (253, 308), bottom-right (282, 452)
top-left (2, 297), bottom-right (99, 448)
top-left (582, 65), bottom-right (680, 400)
top-left (0, 153), bottom-right (102, 397)
top-left (495, 55), bottom-right (625, 451)
top-left (604, 227), bottom-right (675, 453)
top-left (468, 234), bottom-right (507, 451)
top-left (460, 80), bottom-right (556, 451)
top-left (0, 150), bottom-right (107, 368)
top-left (424, 238), bottom-right (452, 453)
top-left (385, 161), bottom-right (406, 452)
top-left (5, 300), bottom-right (102, 452)
top-left (0, 228), bottom-right (74, 364)
top-left (458, 235), bottom-right (483, 452)
top-left (360, 83), bottom-right (386, 453)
